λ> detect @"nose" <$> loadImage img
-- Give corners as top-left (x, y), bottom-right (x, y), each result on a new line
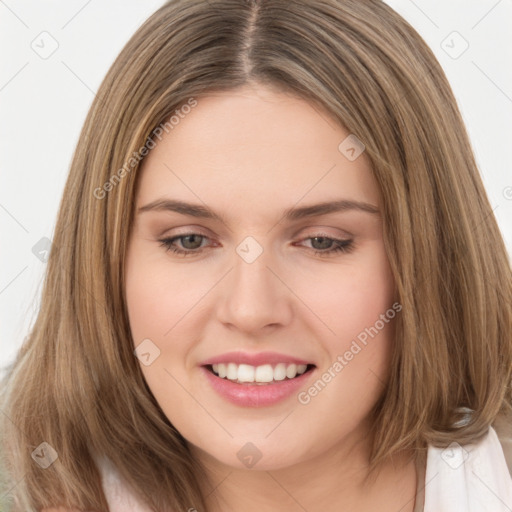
top-left (215, 244), bottom-right (293, 334)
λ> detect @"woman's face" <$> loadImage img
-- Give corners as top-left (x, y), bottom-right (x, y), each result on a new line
top-left (125, 83), bottom-right (397, 471)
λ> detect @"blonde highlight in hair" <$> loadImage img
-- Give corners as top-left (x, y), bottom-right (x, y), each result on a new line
top-left (2, 0), bottom-right (511, 510)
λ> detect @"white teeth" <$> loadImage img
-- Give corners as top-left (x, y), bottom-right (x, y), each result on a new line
top-left (297, 364), bottom-right (307, 374)
top-left (210, 362), bottom-right (310, 383)
top-left (227, 363), bottom-right (238, 380)
top-left (274, 363), bottom-right (287, 381)
top-left (254, 364), bottom-right (274, 383)
top-left (217, 363), bottom-right (227, 378)
top-left (286, 364), bottom-right (297, 379)
top-left (237, 364), bottom-right (255, 382)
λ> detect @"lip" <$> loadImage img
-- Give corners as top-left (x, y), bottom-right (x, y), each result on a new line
top-left (200, 351), bottom-right (313, 367)
top-left (199, 363), bottom-right (316, 408)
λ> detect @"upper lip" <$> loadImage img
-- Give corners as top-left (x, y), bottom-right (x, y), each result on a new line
top-left (200, 351), bottom-right (314, 367)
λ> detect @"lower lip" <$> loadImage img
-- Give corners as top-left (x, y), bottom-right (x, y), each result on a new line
top-left (200, 366), bottom-right (315, 407)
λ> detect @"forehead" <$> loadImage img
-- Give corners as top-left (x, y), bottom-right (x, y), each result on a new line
top-left (135, 85), bottom-right (380, 217)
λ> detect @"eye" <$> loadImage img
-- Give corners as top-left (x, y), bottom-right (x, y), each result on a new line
top-left (158, 233), bottom-right (211, 257)
top-left (296, 236), bottom-right (354, 257)
top-left (158, 232), bottom-right (354, 258)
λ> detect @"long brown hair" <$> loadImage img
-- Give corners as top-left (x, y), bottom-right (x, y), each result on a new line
top-left (2, 0), bottom-right (511, 510)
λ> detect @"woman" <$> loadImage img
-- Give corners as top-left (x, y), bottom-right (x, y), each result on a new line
top-left (1, 0), bottom-right (511, 511)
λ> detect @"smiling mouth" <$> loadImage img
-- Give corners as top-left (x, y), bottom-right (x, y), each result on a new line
top-left (205, 363), bottom-right (316, 385)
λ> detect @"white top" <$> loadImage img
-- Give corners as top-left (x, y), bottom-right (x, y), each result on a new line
top-left (421, 426), bottom-right (512, 511)
top-left (96, 426), bottom-right (512, 511)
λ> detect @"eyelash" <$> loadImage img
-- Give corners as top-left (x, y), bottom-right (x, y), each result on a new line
top-left (158, 233), bottom-right (354, 258)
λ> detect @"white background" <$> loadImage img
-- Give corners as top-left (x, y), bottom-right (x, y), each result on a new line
top-left (1, 0), bottom-right (511, 373)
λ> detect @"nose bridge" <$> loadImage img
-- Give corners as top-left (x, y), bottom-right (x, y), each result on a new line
top-left (216, 236), bottom-right (292, 331)
top-left (233, 242), bottom-right (273, 292)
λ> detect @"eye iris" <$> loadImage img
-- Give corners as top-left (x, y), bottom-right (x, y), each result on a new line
top-left (181, 234), bottom-right (203, 250)
top-left (311, 237), bottom-right (333, 250)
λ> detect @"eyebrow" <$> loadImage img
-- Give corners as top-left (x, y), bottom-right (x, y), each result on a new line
top-left (137, 198), bottom-right (379, 224)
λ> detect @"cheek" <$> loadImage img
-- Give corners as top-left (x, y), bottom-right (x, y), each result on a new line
top-left (125, 248), bottom-right (201, 345)
top-left (124, 245), bottom-right (212, 406)
top-left (298, 245), bottom-right (396, 402)
top-left (124, 248), bottom-right (194, 419)
top-left (300, 246), bottom-right (395, 346)
top-left (340, 269), bottom-right (395, 346)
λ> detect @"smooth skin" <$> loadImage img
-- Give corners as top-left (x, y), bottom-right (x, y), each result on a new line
top-left (43, 83), bottom-right (419, 511)
top-left (123, 83), bottom-right (419, 512)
